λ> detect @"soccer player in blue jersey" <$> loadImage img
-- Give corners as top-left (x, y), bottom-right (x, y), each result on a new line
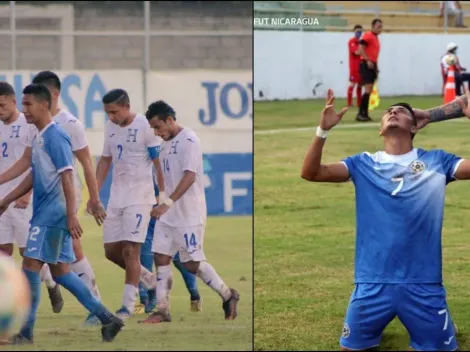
top-left (0, 84), bottom-right (124, 344)
top-left (301, 88), bottom-right (470, 351)
top-left (136, 168), bottom-right (202, 314)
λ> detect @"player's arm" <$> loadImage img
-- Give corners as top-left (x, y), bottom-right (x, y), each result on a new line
top-left (95, 155), bottom-right (112, 191)
top-left (357, 34), bottom-right (369, 60)
top-left (0, 147), bottom-right (32, 185)
top-left (0, 171), bottom-right (33, 208)
top-left (145, 127), bottom-right (165, 200)
top-left (301, 89), bottom-right (350, 183)
top-left (152, 158), bottom-right (165, 202)
top-left (414, 92), bottom-right (470, 128)
top-left (301, 136), bottom-right (350, 183)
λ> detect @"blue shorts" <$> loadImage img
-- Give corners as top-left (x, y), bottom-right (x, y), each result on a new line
top-left (23, 225), bottom-right (76, 265)
top-left (141, 216), bottom-right (180, 261)
top-left (340, 283), bottom-right (458, 351)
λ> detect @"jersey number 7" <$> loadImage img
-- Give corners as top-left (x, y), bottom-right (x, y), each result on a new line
top-left (391, 177), bottom-right (404, 196)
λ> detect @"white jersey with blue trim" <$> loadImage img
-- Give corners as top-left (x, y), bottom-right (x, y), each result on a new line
top-left (30, 122), bottom-right (75, 230)
top-left (0, 113), bottom-right (35, 198)
top-left (342, 148), bottom-right (463, 284)
top-left (102, 114), bottom-right (161, 208)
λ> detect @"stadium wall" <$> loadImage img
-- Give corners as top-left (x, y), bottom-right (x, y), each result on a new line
top-left (0, 70), bottom-right (252, 216)
top-left (254, 30), bottom-right (470, 100)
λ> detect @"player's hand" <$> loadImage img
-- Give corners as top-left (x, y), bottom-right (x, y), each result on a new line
top-left (14, 194), bottom-right (30, 209)
top-left (68, 214), bottom-right (83, 239)
top-left (413, 108), bottom-right (431, 130)
top-left (367, 60), bottom-right (374, 69)
top-left (457, 90), bottom-right (470, 119)
top-left (86, 199), bottom-right (107, 226)
top-left (150, 203), bottom-right (169, 220)
top-left (320, 89), bottom-right (348, 131)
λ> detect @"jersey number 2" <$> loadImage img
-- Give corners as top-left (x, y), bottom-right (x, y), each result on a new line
top-left (2, 142), bottom-right (8, 157)
top-left (391, 177), bottom-right (404, 196)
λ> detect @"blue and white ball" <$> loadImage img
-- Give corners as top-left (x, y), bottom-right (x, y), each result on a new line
top-left (0, 252), bottom-right (30, 341)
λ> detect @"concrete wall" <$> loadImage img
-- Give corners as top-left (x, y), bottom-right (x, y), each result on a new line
top-left (0, 1), bottom-right (252, 70)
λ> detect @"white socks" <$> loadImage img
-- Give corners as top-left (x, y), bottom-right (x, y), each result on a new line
top-left (122, 284), bottom-right (138, 313)
top-left (71, 257), bottom-right (101, 300)
top-left (156, 265), bottom-right (173, 310)
top-left (197, 261), bottom-right (231, 301)
top-left (140, 265), bottom-right (157, 290)
top-left (40, 264), bottom-right (57, 289)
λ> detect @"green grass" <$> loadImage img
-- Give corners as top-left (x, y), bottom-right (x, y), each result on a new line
top-left (254, 95), bottom-right (470, 351)
top-left (6, 216), bottom-right (252, 351)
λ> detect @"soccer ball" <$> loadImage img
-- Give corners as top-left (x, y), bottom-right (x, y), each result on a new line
top-left (0, 252), bottom-right (30, 341)
top-left (445, 54), bottom-right (457, 66)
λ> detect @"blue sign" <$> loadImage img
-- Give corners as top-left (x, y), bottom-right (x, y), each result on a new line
top-left (97, 153), bottom-right (253, 216)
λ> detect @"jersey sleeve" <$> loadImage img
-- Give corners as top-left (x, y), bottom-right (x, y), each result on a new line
top-left (341, 153), bottom-right (362, 182)
top-left (68, 119), bottom-right (88, 151)
top-left (439, 149), bottom-right (463, 184)
top-left (45, 130), bottom-right (74, 174)
top-left (102, 123), bottom-right (112, 157)
top-left (145, 127), bottom-right (161, 160)
top-left (23, 125), bottom-right (36, 148)
top-left (182, 136), bottom-right (202, 173)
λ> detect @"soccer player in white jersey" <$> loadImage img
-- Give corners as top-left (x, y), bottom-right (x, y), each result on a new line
top-left (0, 71), bottom-right (106, 325)
top-left (95, 89), bottom-right (163, 319)
top-left (140, 101), bottom-right (240, 324)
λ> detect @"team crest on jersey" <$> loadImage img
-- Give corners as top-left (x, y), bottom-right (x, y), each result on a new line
top-left (410, 160), bottom-right (425, 174)
top-left (342, 323), bottom-right (350, 338)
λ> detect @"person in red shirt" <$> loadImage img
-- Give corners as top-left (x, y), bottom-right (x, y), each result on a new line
top-left (356, 18), bottom-right (383, 122)
top-left (347, 25), bottom-right (363, 108)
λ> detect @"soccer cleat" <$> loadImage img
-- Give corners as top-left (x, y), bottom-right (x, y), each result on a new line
top-left (101, 316), bottom-right (124, 343)
top-left (190, 298), bottom-right (203, 312)
top-left (133, 304), bottom-right (146, 314)
top-left (115, 306), bottom-right (131, 320)
top-left (355, 113), bottom-right (372, 122)
top-left (47, 284), bottom-right (64, 314)
top-left (138, 309), bottom-right (172, 324)
top-left (7, 333), bottom-right (33, 345)
top-left (83, 313), bottom-right (101, 326)
top-left (222, 288), bottom-right (240, 320)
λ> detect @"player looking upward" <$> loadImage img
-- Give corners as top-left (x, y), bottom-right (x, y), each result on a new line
top-left (0, 84), bottom-right (123, 345)
top-left (139, 100), bottom-right (239, 324)
top-left (300, 89), bottom-right (470, 351)
top-left (347, 25), bottom-right (363, 108)
top-left (95, 89), bottom-right (164, 319)
top-left (0, 71), bottom-right (107, 326)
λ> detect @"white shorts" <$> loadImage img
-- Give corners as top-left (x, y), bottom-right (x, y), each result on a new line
top-left (0, 203), bottom-right (33, 248)
top-left (103, 204), bottom-right (152, 244)
top-left (152, 222), bottom-right (206, 263)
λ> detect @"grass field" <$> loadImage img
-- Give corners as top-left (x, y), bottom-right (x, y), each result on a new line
top-left (5, 215), bottom-right (252, 351)
top-left (254, 95), bottom-right (470, 351)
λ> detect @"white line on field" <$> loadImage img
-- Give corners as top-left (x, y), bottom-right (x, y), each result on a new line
top-left (255, 118), bottom-right (468, 135)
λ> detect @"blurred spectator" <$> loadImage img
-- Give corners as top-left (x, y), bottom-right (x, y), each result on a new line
top-left (440, 1), bottom-right (467, 28)
top-left (441, 42), bottom-right (470, 96)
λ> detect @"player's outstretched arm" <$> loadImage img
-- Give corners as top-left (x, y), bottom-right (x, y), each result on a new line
top-left (0, 147), bottom-right (32, 185)
top-left (0, 171), bottom-right (33, 211)
top-left (301, 89), bottom-right (350, 183)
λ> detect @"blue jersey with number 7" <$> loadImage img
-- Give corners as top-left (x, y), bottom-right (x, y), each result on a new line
top-left (341, 148), bottom-right (462, 284)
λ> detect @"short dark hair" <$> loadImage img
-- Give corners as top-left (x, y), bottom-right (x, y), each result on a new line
top-left (22, 84), bottom-right (52, 110)
top-left (102, 89), bottom-right (130, 105)
top-left (372, 18), bottom-right (382, 26)
top-left (145, 100), bottom-right (176, 122)
top-left (390, 102), bottom-right (417, 139)
top-left (353, 24), bottom-right (363, 30)
top-left (32, 71), bottom-right (61, 91)
top-left (0, 81), bottom-right (15, 97)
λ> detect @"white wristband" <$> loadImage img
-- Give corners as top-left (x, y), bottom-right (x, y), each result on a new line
top-left (316, 126), bottom-right (329, 139)
top-left (163, 197), bottom-right (174, 208)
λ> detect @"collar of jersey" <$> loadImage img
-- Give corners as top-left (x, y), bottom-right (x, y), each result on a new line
top-left (38, 121), bottom-right (56, 137)
top-left (368, 148), bottom-right (418, 167)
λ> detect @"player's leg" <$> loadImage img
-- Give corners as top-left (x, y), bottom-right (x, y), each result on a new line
top-left (172, 251), bottom-right (202, 312)
top-left (139, 221), bottom-right (177, 324)
top-left (180, 225), bottom-right (239, 320)
top-left (339, 284), bottom-right (396, 351)
top-left (397, 284), bottom-right (458, 351)
top-left (356, 83), bottom-right (362, 108)
top-left (138, 216), bottom-right (156, 314)
top-left (347, 80), bottom-right (355, 107)
top-left (357, 61), bottom-right (376, 121)
top-left (114, 205), bottom-right (152, 318)
top-left (0, 209), bottom-right (15, 256)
